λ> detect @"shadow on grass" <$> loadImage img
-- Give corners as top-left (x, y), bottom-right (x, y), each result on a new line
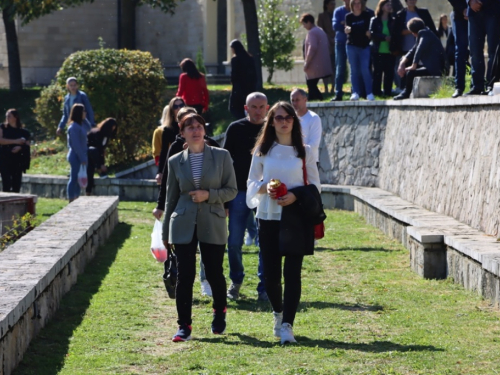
top-left (13, 222), bottom-right (132, 375)
top-left (198, 334), bottom-right (443, 353)
top-left (315, 246), bottom-right (397, 252)
top-left (299, 301), bottom-right (384, 312)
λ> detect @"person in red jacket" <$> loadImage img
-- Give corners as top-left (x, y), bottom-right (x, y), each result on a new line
top-left (176, 58), bottom-right (210, 115)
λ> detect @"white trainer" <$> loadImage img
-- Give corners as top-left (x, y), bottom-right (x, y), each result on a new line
top-left (350, 93), bottom-right (359, 101)
top-left (273, 311), bottom-right (283, 337)
top-left (201, 280), bottom-right (212, 297)
top-left (280, 323), bottom-right (297, 344)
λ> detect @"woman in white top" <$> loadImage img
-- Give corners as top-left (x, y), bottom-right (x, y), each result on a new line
top-left (246, 101), bottom-right (320, 344)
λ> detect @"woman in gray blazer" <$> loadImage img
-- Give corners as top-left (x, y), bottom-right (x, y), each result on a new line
top-left (162, 112), bottom-right (237, 342)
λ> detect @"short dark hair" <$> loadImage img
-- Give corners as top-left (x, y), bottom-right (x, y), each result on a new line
top-left (407, 17), bottom-right (425, 33)
top-left (300, 13), bottom-right (315, 24)
top-left (179, 113), bottom-right (206, 132)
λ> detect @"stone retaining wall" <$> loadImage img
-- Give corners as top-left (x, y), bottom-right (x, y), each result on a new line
top-left (321, 185), bottom-right (500, 307)
top-left (0, 196), bottom-right (119, 375)
top-left (310, 96), bottom-right (500, 238)
top-left (1, 175), bottom-right (158, 202)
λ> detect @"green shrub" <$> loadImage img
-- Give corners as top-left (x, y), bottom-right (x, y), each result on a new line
top-left (35, 49), bottom-right (167, 164)
top-left (34, 83), bottom-right (66, 136)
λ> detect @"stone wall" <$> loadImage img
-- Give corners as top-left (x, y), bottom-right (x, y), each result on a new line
top-left (309, 96), bottom-right (500, 239)
top-left (0, 196), bottom-right (119, 375)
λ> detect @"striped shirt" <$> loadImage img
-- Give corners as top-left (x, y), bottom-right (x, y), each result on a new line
top-left (189, 152), bottom-right (204, 188)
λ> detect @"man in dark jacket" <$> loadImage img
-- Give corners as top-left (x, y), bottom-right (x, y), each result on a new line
top-left (448, 0), bottom-right (470, 98)
top-left (394, 18), bottom-right (445, 100)
top-left (464, 0), bottom-right (500, 95)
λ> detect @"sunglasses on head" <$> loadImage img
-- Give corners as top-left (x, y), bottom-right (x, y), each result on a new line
top-left (173, 103), bottom-right (185, 109)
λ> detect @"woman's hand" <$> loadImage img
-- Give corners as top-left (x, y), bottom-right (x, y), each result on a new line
top-left (189, 190), bottom-right (209, 203)
top-left (365, 30), bottom-right (371, 39)
top-left (11, 146), bottom-right (21, 153)
top-left (276, 192), bottom-right (297, 207)
top-left (397, 63), bottom-right (406, 77)
top-left (15, 137), bottom-right (26, 145)
top-left (266, 183), bottom-right (278, 199)
top-left (153, 208), bottom-right (163, 220)
top-left (345, 26), bottom-right (351, 34)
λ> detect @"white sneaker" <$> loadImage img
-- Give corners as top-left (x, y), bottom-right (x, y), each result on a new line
top-left (280, 323), bottom-right (297, 344)
top-left (273, 311), bottom-right (283, 337)
top-left (366, 93), bottom-right (375, 101)
top-left (201, 280), bottom-right (212, 297)
top-left (350, 93), bottom-right (359, 101)
top-left (244, 234), bottom-right (253, 246)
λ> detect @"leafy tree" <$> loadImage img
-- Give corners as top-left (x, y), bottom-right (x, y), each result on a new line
top-left (0, 0), bottom-right (182, 92)
top-left (257, 0), bottom-right (297, 84)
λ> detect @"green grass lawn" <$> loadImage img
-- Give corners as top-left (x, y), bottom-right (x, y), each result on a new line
top-left (13, 199), bottom-right (500, 375)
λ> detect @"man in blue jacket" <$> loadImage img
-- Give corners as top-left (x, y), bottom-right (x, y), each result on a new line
top-left (394, 18), bottom-right (445, 100)
top-left (331, 0), bottom-right (351, 101)
top-left (56, 77), bottom-right (95, 135)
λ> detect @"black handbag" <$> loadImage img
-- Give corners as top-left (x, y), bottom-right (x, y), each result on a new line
top-left (162, 246), bottom-right (177, 299)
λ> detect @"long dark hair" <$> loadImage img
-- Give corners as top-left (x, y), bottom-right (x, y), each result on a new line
top-left (252, 101), bottom-right (305, 159)
top-left (97, 118), bottom-right (118, 138)
top-left (323, 0), bottom-right (335, 12)
top-left (5, 109), bottom-right (22, 128)
top-left (230, 39), bottom-right (251, 58)
top-left (69, 104), bottom-right (85, 125)
top-left (375, 0), bottom-right (391, 17)
top-left (437, 14), bottom-right (448, 38)
top-left (180, 58), bottom-right (202, 80)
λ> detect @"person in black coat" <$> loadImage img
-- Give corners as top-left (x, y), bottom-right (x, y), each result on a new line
top-left (229, 39), bottom-right (257, 120)
top-left (86, 118), bottom-right (117, 195)
top-left (0, 109), bottom-right (30, 193)
top-left (370, 0), bottom-right (397, 96)
top-left (394, 18), bottom-right (445, 100)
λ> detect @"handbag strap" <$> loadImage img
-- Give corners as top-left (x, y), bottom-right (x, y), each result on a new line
top-left (302, 158), bottom-right (308, 186)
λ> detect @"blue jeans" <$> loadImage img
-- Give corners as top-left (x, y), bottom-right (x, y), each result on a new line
top-left (346, 45), bottom-right (373, 96)
top-left (335, 42), bottom-right (348, 96)
top-left (67, 151), bottom-right (82, 200)
top-left (468, 9), bottom-right (500, 91)
top-left (246, 211), bottom-right (258, 242)
top-left (452, 13), bottom-right (469, 91)
top-left (227, 191), bottom-right (265, 293)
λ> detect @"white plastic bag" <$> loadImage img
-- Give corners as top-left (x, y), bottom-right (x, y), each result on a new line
top-left (78, 164), bottom-right (88, 188)
top-left (150, 219), bottom-right (168, 263)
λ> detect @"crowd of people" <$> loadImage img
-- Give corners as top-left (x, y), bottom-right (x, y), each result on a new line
top-left (301, 0), bottom-right (500, 101)
top-left (151, 45), bottom-right (325, 343)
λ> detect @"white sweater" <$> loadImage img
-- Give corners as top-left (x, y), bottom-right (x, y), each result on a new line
top-left (299, 110), bottom-right (322, 162)
top-left (246, 143), bottom-right (321, 220)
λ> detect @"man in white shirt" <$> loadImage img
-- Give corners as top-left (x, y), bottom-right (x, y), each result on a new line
top-left (290, 88), bottom-right (322, 163)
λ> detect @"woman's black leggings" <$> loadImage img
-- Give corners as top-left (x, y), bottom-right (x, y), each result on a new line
top-left (174, 228), bottom-right (226, 326)
top-left (258, 219), bottom-right (304, 326)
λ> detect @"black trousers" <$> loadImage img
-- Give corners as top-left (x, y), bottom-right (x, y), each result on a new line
top-left (403, 67), bottom-right (431, 96)
top-left (174, 229), bottom-right (226, 326)
top-left (306, 78), bottom-right (324, 101)
top-left (373, 53), bottom-right (396, 96)
top-left (0, 164), bottom-right (22, 192)
top-left (259, 219), bottom-right (304, 326)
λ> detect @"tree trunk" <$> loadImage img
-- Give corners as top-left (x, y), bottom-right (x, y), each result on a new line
top-left (120, 0), bottom-right (138, 49)
top-left (2, 6), bottom-right (23, 92)
top-left (241, 0), bottom-right (263, 90)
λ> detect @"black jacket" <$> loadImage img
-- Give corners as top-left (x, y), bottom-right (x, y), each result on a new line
top-left (405, 28), bottom-right (445, 76)
top-left (157, 123), bottom-right (180, 175)
top-left (370, 16), bottom-right (396, 53)
top-left (392, 7), bottom-right (438, 54)
top-left (156, 134), bottom-right (220, 211)
top-left (280, 184), bottom-right (326, 257)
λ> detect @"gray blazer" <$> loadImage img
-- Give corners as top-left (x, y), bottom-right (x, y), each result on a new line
top-left (162, 145), bottom-right (237, 245)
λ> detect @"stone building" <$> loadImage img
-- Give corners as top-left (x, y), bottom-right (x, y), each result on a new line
top-left (0, 0), bottom-right (451, 87)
